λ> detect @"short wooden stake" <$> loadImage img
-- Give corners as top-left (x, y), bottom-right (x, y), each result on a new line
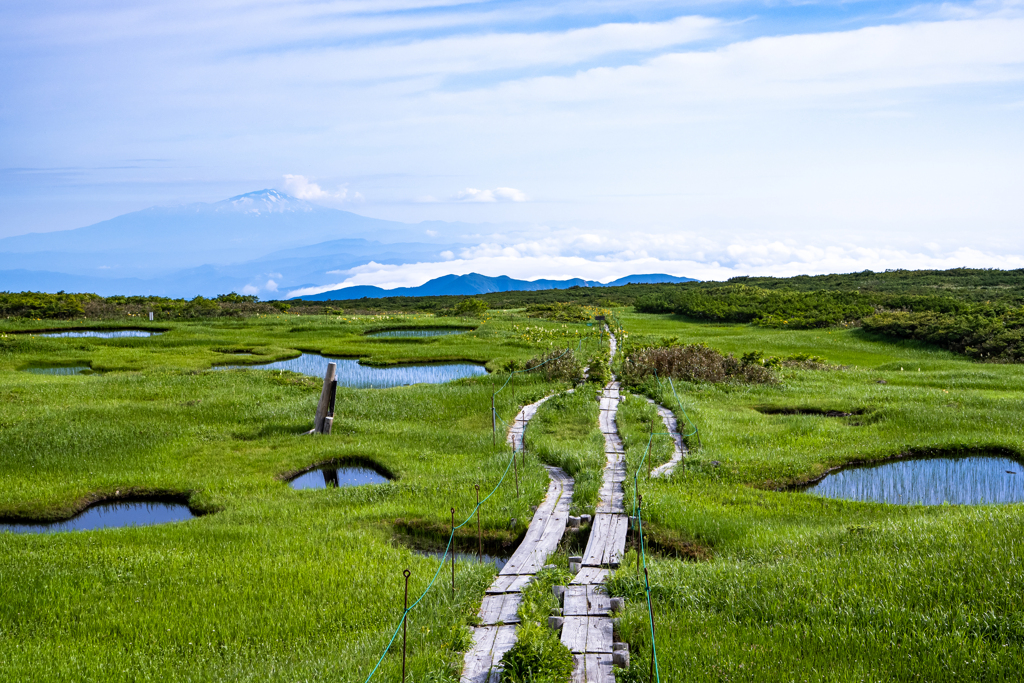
top-left (313, 362), bottom-right (337, 433)
top-left (402, 568), bottom-right (411, 683)
top-left (475, 484), bottom-right (482, 563)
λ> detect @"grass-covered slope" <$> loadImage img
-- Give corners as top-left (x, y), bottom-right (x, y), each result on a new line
top-left (607, 311), bottom-right (1024, 682)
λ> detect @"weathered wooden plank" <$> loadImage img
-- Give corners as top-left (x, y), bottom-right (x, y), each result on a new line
top-left (461, 625), bottom-right (499, 683)
top-left (478, 593), bottom-right (522, 625)
top-left (602, 515), bottom-right (628, 567)
top-left (571, 566), bottom-right (609, 585)
top-left (587, 585), bottom-right (611, 615)
top-left (486, 573), bottom-right (533, 594)
top-left (563, 585), bottom-right (589, 616)
top-left (585, 616), bottom-right (615, 653)
top-left (571, 653), bottom-right (616, 683)
top-left (560, 616), bottom-right (589, 653)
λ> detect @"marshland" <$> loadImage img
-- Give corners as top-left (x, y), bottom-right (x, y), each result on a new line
top-left (2, 272), bottom-right (1023, 681)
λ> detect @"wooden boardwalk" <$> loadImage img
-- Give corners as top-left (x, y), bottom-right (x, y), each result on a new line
top-left (560, 329), bottom-right (629, 683)
top-left (460, 395), bottom-right (574, 683)
top-left (646, 398), bottom-right (687, 478)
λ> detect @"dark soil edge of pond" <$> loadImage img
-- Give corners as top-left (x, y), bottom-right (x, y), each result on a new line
top-left (752, 405), bottom-right (869, 417)
top-left (393, 517), bottom-right (527, 557)
top-left (0, 489), bottom-right (208, 525)
top-left (278, 456), bottom-right (397, 484)
top-left (627, 524), bottom-right (712, 562)
top-left (777, 444), bottom-right (1024, 492)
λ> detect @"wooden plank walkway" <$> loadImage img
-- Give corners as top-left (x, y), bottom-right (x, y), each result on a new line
top-left (461, 394), bottom-right (575, 683)
top-left (646, 398), bottom-right (688, 478)
top-left (562, 329), bottom-right (628, 683)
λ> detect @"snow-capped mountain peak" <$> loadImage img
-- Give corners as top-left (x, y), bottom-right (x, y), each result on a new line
top-left (213, 189), bottom-right (316, 215)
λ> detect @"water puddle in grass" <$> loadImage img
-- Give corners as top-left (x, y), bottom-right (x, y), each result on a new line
top-left (23, 366), bottom-right (91, 375)
top-left (413, 549), bottom-right (509, 571)
top-left (0, 501), bottom-right (194, 534)
top-left (801, 456), bottom-right (1024, 505)
top-left (367, 328), bottom-right (470, 338)
top-left (289, 466), bottom-right (390, 490)
top-left (216, 353), bottom-right (487, 387)
top-left (37, 330), bottom-right (161, 338)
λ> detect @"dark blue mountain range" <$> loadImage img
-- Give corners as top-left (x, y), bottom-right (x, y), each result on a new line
top-left (293, 273), bottom-right (695, 300)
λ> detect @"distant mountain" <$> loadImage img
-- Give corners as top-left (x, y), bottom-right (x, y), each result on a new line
top-left (292, 273), bottom-right (696, 301)
top-left (0, 190), bottom-right (464, 278)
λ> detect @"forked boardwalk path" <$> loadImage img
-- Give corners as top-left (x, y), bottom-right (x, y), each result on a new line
top-left (461, 394), bottom-right (573, 683)
top-left (561, 332), bottom-right (629, 683)
top-left (647, 398), bottom-right (687, 478)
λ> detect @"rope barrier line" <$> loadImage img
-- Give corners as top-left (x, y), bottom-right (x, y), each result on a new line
top-left (633, 433), bottom-right (666, 683)
top-left (362, 448), bottom-right (518, 683)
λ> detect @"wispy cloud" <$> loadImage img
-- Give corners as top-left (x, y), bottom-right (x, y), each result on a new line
top-left (454, 187), bottom-right (528, 202)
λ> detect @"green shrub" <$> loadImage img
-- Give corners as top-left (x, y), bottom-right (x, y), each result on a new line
top-left (620, 343), bottom-right (776, 385)
top-left (525, 348), bottom-right (585, 384)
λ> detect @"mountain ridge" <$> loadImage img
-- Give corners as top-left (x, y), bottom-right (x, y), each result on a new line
top-left (292, 272), bottom-right (696, 301)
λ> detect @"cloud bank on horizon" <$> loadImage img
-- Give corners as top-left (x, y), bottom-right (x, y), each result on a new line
top-left (1, 0), bottom-right (1023, 286)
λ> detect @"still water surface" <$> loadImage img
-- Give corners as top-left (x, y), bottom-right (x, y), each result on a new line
top-left (39, 330), bottom-right (159, 338)
top-left (23, 366), bottom-right (90, 375)
top-left (367, 329), bottom-right (468, 338)
top-left (414, 549), bottom-right (509, 571)
top-left (803, 456), bottom-right (1024, 505)
top-left (217, 353), bottom-right (486, 387)
top-left (289, 466), bottom-right (390, 490)
top-left (0, 501), bottom-right (194, 534)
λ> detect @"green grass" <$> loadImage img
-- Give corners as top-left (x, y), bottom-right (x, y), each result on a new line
top-left (606, 309), bottom-right (1024, 682)
top-left (0, 311), bottom-right (603, 681)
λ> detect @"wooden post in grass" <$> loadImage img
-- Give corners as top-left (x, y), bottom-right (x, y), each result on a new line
top-left (313, 363), bottom-right (337, 434)
top-left (322, 380), bottom-right (338, 435)
top-left (491, 393), bottom-right (496, 445)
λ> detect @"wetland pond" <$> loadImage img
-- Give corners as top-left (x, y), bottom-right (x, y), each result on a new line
top-left (289, 465), bottom-right (390, 490)
top-left (801, 455), bottom-right (1024, 505)
top-left (367, 328), bottom-right (470, 338)
top-left (37, 330), bottom-right (161, 338)
top-left (217, 353), bottom-right (487, 387)
top-left (0, 500), bottom-right (195, 534)
top-left (23, 366), bottom-right (91, 375)
top-left (413, 549), bottom-right (509, 571)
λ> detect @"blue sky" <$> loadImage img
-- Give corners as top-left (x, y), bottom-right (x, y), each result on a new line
top-left (2, 0), bottom-right (1024, 288)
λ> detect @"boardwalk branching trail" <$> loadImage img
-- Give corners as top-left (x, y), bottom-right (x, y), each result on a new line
top-left (646, 398), bottom-right (687, 478)
top-left (560, 330), bottom-right (628, 683)
top-left (460, 394), bottom-right (573, 683)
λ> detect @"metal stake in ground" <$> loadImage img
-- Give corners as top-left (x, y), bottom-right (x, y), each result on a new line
top-left (645, 566), bottom-right (658, 683)
top-left (451, 508), bottom-right (456, 596)
top-left (491, 393), bottom-right (496, 445)
top-left (637, 494), bottom-right (643, 576)
top-left (513, 451), bottom-right (519, 498)
top-left (402, 568), bottom-right (411, 683)
top-left (475, 484), bottom-right (482, 562)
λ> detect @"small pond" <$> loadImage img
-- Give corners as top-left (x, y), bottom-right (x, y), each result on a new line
top-left (289, 466), bottom-right (390, 490)
top-left (414, 549), bottom-right (509, 571)
top-left (38, 330), bottom-right (160, 338)
top-left (217, 353), bottom-right (487, 387)
top-left (801, 455), bottom-right (1024, 505)
top-left (367, 329), bottom-right (469, 338)
top-left (0, 500), bottom-right (195, 534)
top-left (23, 366), bottom-right (91, 375)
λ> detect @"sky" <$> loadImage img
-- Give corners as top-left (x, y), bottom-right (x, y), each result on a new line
top-left (2, 0), bottom-right (1024, 289)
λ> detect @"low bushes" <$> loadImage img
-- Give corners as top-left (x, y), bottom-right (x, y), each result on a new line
top-left (620, 343), bottom-right (776, 385)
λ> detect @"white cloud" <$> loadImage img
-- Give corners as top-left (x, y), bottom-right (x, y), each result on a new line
top-left (281, 174), bottom-right (350, 202)
top-left (264, 279), bottom-right (278, 292)
top-left (425, 229), bottom-right (438, 236)
top-left (241, 284), bottom-right (259, 295)
top-left (454, 187), bottom-right (528, 202)
top-left (283, 237), bottom-right (1024, 298)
